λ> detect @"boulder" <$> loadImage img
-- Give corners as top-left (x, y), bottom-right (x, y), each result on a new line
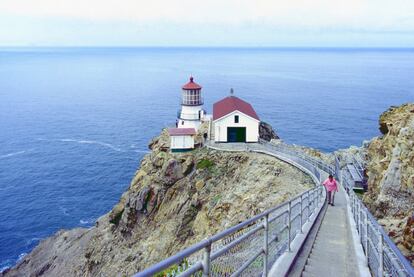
top-left (259, 121), bottom-right (279, 141)
top-left (163, 159), bottom-right (184, 186)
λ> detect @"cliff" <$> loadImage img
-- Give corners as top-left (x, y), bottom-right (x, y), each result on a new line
top-left (3, 130), bottom-right (313, 277)
top-left (363, 103), bottom-right (414, 263)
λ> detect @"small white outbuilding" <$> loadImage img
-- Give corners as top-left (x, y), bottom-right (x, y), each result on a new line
top-left (213, 96), bottom-right (260, 143)
top-left (168, 128), bottom-right (196, 152)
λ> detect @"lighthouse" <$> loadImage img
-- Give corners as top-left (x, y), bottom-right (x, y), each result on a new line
top-left (178, 76), bottom-right (205, 129)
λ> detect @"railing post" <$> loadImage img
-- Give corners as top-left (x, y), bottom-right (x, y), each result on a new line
top-left (312, 189), bottom-right (316, 212)
top-left (378, 231), bottom-right (384, 277)
top-left (288, 200), bottom-right (292, 252)
top-left (263, 214), bottom-right (269, 277)
top-left (316, 187), bottom-right (319, 207)
top-left (364, 208), bottom-right (369, 264)
top-left (356, 197), bottom-right (359, 229)
top-left (320, 186), bottom-right (323, 205)
top-left (359, 202), bottom-right (362, 235)
top-left (351, 193), bottom-right (355, 216)
top-left (306, 191), bottom-right (310, 222)
top-left (357, 201), bottom-right (361, 236)
top-left (300, 194), bottom-right (303, 234)
top-left (203, 243), bottom-right (211, 277)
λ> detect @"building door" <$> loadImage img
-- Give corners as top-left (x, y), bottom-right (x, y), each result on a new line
top-left (227, 127), bottom-right (246, 142)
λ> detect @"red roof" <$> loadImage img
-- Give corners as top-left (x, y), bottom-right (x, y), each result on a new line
top-left (168, 128), bottom-right (196, 136)
top-left (213, 96), bottom-right (260, 121)
top-left (182, 77), bottom-right (202, 90)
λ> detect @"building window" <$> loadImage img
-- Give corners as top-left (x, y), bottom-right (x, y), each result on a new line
top-left (234, 115), bottom-right (239, 123)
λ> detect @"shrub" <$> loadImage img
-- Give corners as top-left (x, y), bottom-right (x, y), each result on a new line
top-left (196, 159), bottom-right (215, 170)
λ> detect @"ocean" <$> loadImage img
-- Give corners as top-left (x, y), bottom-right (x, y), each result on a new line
top-left (0, 47), bottom-right (413, 270)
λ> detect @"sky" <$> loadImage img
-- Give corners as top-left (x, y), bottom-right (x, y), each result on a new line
top-left (0, 0), bottom-right (414, 47)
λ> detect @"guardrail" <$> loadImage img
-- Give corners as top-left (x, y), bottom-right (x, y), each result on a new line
top-left (258, 140), bottom-right (336, 177)
top-left (342, 166), bottom-right (414, 277)
top-left (181, 97), bottom-right (204, 106)
top-left (133, 141), bottom-right (326, 277)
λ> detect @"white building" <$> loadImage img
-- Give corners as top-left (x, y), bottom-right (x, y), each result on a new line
top-left (177, 77), bottom-right (205, 129)
top-left (213, 96), bottom-right (260, 143)
top-left (168, 128), bottom-right (196, 152)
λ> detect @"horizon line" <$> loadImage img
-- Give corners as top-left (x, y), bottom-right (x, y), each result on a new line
top-left (1, 45), bottom-right (414, 50)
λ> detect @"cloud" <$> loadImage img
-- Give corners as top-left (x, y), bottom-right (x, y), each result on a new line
top-left (1, 0), bottom-right (413, 30)
top-left (0, 0), bottom-right (413, 46)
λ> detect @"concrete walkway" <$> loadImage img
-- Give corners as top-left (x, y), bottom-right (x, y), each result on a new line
top-left (205, 142), bottom-right (369, 276)
top-left (301, 186), bottom-right (360, 277)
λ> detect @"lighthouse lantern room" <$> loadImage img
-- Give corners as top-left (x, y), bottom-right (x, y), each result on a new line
top-left (178, 76), bottom-right (205, 129)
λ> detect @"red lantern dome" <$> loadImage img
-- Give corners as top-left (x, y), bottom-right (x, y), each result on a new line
top-left (182, 76), bottom-right (202, 90)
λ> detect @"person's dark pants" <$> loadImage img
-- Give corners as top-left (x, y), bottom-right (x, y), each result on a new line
top-left (327, 191), bottom-right (335, 204)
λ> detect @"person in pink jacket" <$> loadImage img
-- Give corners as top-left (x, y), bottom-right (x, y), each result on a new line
top-left (323, 174), bottom-right (339, 206)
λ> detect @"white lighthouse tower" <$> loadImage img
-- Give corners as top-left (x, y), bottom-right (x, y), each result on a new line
top-left (178, 76), bottom-right (205, 129)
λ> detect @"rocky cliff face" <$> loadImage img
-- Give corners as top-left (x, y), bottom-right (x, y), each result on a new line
top-left (363, 103), bottom-right (414, 263)
top-left (3, 130), bottom-right (313, 277)
top-left (259, 121), bottom-right (280, 141)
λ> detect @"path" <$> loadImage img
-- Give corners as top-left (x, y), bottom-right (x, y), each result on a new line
top-left (134, 141), bottom-right (376, 277)
top-left (206, 142), bottom-right (366, 276)
top-left (301, 181), bottom-right (359, 277)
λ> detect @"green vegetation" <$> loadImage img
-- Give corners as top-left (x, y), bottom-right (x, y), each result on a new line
top-left (196, 159), bottom-right (215, 170)
top-left (109, 209), bottom-right (124, 226)
top-left (251, 256), bottom-right (263, 268)
top-left (210, 194), bottom-right (222, 207)
top-left (154, 260), bottom-right (189, 277)
top-left (353, 189), bottom-right (365, 199)
top-left (143, 190), bottom-right (152, 212)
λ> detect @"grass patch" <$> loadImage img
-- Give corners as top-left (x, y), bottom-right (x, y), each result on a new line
top-left (154, 260), bottom-right (190, 277)
top-left (196, 159), bottom-right (215, 170)
top-left (210, 194), bottom-right (222, 207)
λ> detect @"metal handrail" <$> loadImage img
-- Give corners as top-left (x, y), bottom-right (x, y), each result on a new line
top-left (134, 142), bottom-right (414, 277)
top-left (133, 141), bottom-right (326, 277)
top-left (259, 140), bottom-right (335, 172)
top-left (134, 187), bottom-right (323, 277)
top-left (274, 147), bottom-right (413, 276)
top-left (259, 140), bottom-right (335, 176)
top-left (343, 167), bottom-right (414, 277)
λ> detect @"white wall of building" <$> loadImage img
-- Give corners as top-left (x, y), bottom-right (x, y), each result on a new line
top-left (214, 111), bottom-right (259, 142)
top-left (170, 135), bottom-right (195, 150)
top-left (179, 105), bottom-right (204, 129)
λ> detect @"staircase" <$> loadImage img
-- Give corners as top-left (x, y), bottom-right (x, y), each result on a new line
top-left (301, 188), bottom-right (359, 277)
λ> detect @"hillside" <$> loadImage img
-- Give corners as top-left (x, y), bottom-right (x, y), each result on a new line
top-left (363, 104), bottom-right (414, 263)
top-left (2, 129), bottom-right (313, 277)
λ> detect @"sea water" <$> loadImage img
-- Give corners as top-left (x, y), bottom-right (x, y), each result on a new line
top-left (1, 47), bottom-right (414, 270)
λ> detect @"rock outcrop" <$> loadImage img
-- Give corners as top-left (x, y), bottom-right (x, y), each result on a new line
top-left (3, 130), bottom-right (313, 277)
top-left (259, 121), bottom-right (279, 141)
top-left (363, 103), bottom-right (414, 263)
